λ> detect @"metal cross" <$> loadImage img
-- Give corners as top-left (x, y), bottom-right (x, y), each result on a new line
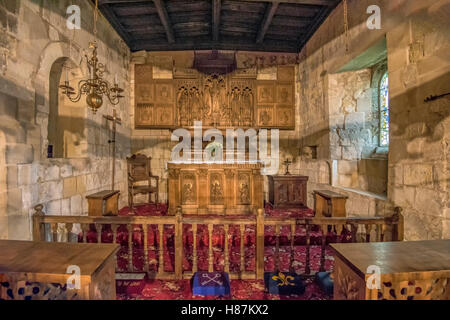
top-left (103, 109), bottom-right (122, 191)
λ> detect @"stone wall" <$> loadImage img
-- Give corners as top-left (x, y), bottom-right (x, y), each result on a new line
top-left (296, 0), bottom-right (450, 239)
top-left (336, 159), bottom-right (387, 195)
top-left (386, 1), bottom-right (450, 240)
top-left (329, 69), bottom-right (377, 160)
top-left (0, 0), bottom-right (131, 240)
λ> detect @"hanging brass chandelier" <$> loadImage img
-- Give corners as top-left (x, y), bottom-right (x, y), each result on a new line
top-left (59, 0), bottom-right (124, 114)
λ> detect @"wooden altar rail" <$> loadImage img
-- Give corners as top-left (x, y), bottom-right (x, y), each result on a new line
top-left (32, 205), bottom-right (404, 281)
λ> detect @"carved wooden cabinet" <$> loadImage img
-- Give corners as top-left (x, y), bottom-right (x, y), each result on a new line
top-left (331, 241), bottom-right (450, 300)
top-left (268, 175), bottom-right (308, 208)
top-left (168, 162), bottom-right (264, 215)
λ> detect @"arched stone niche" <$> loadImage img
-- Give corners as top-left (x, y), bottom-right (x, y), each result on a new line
top-left (48, 57), bottom-right (86, 159)
top-left (33, 41), bottom-right (87, 160)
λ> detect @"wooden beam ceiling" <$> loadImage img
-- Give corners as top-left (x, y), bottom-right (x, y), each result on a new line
top-left (152, 0), bottom-right (175, 43)
top-left (241, 0), bottom-right (337, 5)
top-left (256, 2), bottom-right (279, 44)
top-left (212, 0), bottom-right (221, 42)
top-left (100, 0), bottom-right (335, 4)
top-left (95, 0), bottom-right (341, 53)
top-left (97, 1), bottom-right (133, 43)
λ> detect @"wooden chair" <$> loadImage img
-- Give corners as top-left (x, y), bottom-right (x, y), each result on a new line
top-left (127, 154), bottom-right (159, 211)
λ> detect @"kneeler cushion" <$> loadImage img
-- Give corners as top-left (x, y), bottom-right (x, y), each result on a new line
top-left (264, 272), bottom-right (305, 295)
top-left (315, 272), bottom-right (334, 295)
top-left (192, 272), bottom-right (231, 296)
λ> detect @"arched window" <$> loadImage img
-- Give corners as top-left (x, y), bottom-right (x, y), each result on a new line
top-left (379, 72), bottom-right (389, 146)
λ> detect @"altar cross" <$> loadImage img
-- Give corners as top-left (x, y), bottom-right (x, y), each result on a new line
top-left (104, 109), bottom-right (122, 191)
top-left (283, 158), bottom-right (292, 175)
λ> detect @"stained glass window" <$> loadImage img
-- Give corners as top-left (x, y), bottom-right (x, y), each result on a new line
top-left (379, 72), bottom-right (389, 146)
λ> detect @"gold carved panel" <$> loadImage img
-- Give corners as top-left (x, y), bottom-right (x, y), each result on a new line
top-left (135, 64), bottom-right (296, 130)
top-left (136, 84), bottom-right (154, 103)
top-left (237, 172), bottom-right (251, 205)
top-left (136, 103), bottom-right (154, 126)
top-left (167, 162), bottom-right (264, 215)
top-left (209, 172), bottom-right (224, 205)
top-left (155, 106), bottom-right (174, 126)
top-left (277, 84), bottom-right (294, 105)
top-left (176, 79), bottom-right (202, 126)
top-left (155, 82), bottom-right (174, 104)
top-left (257, 83), bottom-right (275, 104)
top-left (229, 80), bottom-right (254, 127)
top-left (257, 107), bottom-right (274, 127)
top-left (277, 106), bottom-right (295, 128)
top-left (181, 172), bottom-right (197, 204)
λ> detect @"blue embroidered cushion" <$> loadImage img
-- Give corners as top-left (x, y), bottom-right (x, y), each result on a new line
top-left (264, 272), bottom-right (305, 295)
top-left (192, 272), bottom-right (231, 296)
top-left (315, 272), bottom-right (334, 295)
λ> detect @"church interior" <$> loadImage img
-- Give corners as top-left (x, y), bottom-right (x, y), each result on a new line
top-left (0, 0), bottom-right (449, 301)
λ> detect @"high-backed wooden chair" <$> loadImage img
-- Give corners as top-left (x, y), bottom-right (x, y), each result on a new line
top-left (127, 154), bottom-right (159, 210)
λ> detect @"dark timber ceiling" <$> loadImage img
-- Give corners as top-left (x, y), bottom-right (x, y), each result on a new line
top-left (96, 0), bottom-right (341, 52)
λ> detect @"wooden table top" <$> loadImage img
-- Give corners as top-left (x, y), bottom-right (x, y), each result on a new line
top-left (0, 240), bottom-right (119, 276)
top-left (313, 190), bottom-right (348, 199)
top-left (269, 175), bottom-right (308, 180)
top-left (331, 240), bottom-right (450, 277)
top-left (86, 190), bottom-right (120, 199)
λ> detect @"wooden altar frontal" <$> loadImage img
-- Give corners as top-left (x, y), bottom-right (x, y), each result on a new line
top-left (168, 162), bottom-right (264, 215)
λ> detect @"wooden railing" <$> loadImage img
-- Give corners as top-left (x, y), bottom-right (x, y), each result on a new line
top-left (32, 205), bottom-right (404, 280)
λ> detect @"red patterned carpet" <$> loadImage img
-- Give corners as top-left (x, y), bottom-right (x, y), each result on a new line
top-left (80, 204), bottom-right (345, 300)
top-left (116, 277), bottom-right (331, 300)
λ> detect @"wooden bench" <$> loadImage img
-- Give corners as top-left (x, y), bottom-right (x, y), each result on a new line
top-left (86, 190), bottom-right (120, 216)
top-left (313, 190), bottom-right (348, 217)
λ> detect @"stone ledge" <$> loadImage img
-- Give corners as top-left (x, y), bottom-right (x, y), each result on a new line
top-left (332, 185), bottom-right (387, 201)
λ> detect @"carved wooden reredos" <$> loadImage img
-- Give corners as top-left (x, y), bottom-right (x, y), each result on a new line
top-left (134, 63), bottom-right (295, 130)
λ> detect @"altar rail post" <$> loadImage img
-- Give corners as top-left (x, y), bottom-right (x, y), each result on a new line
top-left (174, 206), bottom-right (183, 280)
top-left (256, 208), bottom-right (265, 280)
top-left (33, 204), bottom-right (45, 241)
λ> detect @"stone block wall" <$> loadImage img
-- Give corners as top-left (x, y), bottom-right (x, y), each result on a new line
top-left (0, 0), bottom-right (131, 240)
top-left (336, 159), bottom-right (388, 195)
top-left (296, 0), bottom-right (450, 239)
top-left (328, 69), bottom-right (378, 160)
top-left (386, 0), bottom-right (450, 239)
